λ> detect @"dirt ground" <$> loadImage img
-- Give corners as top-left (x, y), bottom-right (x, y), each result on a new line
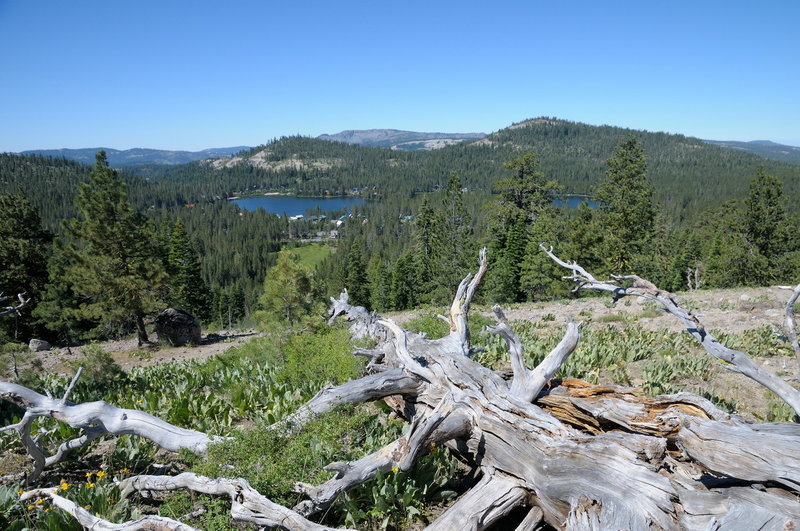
top-left (24, 330), bottom-right (262, 377)
top-left (17, 285), bottom-right (799, 421)
top-left (390, 285), bottom-right (793, 335)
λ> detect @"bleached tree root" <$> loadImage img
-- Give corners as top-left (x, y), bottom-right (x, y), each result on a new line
top-left (20, 487), bottom-right (195, 530)
top-left (118, 472), bottom-right (353, 531)
top-left (779, 283), bottom-right (800, 367)
top-left (273, 368), bottom-right (421, 433)
top-left (425, 473), bottom-right (527, 531)
top-left (0, 368), bottom-right (218, 483)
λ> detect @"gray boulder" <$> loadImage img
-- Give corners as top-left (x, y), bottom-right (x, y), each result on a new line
top-left (153, 308), bottom-right (201, 347)
top-left (29, 339), bottom-right (51, 352)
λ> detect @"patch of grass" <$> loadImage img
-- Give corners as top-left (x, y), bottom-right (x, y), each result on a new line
top-left (279, 327), bottom-right (364, 388)
top-left (285, 243), bottom-right (335, 269)
top-left (596, 313), bottom-right (630, 324)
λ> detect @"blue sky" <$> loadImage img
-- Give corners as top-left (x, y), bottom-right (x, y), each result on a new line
top-left (1, 1), bottom-right (798, 151)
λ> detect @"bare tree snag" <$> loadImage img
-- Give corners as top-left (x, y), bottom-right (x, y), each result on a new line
top-left (542, 244), bottom-right (800, 417)
top-left (7, 249), bottom-right (800, 529)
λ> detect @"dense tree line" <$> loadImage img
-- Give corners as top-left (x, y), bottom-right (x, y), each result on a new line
top-left (2, 118), bottom-right (800, 345)
top-left (318, 139), bottom-right (800, 312)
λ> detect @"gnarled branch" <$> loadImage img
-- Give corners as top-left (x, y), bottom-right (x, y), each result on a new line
top-left (118, 472), bottom-right (350, 531)
top-left (542, 244), bottom-right (800, 417)
top-left (20, 487), bottom-right (194, 530)
top-left (0, 371), bottom-right (219, 482)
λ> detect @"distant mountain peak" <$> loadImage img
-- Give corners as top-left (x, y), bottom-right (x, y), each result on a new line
top-left (703, 139), bottom-right (800, 165)
top-left (318, 129), bottom-right (486, 151)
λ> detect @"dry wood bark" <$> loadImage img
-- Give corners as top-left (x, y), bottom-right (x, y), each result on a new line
top-left (9, 249), bottom-right (800, 529)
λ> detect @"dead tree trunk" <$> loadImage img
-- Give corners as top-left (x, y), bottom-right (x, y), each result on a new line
top-left (9, 249), bottom-right (800, 529)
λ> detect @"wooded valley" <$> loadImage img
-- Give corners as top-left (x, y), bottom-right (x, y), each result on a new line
top-left (1, 117), bottom-right (799, 529)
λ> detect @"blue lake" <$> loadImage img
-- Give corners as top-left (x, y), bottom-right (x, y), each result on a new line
top-left (232, 195), bottom-right (365, 216)
top-left (554, 197), bottom-right (598, 209)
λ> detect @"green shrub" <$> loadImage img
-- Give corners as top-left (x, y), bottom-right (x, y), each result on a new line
top-left (70, 344), bottom-right (127, 384)
top-left (279, 328), bottom-right (363, 388)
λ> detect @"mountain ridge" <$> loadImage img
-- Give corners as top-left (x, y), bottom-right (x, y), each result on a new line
top-left (317, 128), bottom-right (486, 150)
top-left (702, 139), bottom-right (800, 165)
top-left (18, 146), bottom-right (251, 167)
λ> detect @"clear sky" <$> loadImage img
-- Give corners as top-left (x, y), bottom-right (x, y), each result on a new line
top-left (1, 0), bottom-right (798, 152)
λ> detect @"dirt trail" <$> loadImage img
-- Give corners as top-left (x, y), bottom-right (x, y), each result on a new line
top-left (27, 330), bottom-right (262, 377)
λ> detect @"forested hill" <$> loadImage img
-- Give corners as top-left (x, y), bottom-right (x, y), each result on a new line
top-left (4, 118), bottom-right (800, 226)
top-left (149, 117), bottom-right (800, 221)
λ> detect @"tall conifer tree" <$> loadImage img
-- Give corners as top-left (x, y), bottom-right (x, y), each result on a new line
top-left (65, 151), bottom-right (166, 345)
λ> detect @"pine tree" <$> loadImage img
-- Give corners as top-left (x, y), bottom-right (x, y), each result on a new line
top-left (413, 197), bottom-right (443, 303)
top-left (486, 153), bottom-right (560, 303)
top-left (436, 173), bottom-right (475, 301)
top-left (258, 250), bottom-right (314, 325)
top-left (0, 192), bottom-right (52, 340)
top-left (390, 252), bottom-right (418, 310)
top-left (166, 220), bottom-right (211, 321)
top-left (63, 151), bottom-right (166, 345)
top-left (344, 238), bottom-right (370, 307)
top-left (594, 138), bottom-right (657, 274)
top-left (366, 255), bottom-right (391, 311)
top-left (744, 169), bottom-right (788, 261)
top-left (520, 209), bottom-right (568, 301)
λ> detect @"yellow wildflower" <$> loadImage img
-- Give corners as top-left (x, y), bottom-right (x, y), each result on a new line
top-left (59, 482), bottom-right (70, 491)
top-left (86, 482), bottom-right (95, 488)
top-left (391, 466), bottom-right (399, 473)
top-left (35, 498), bottom-right (44, 505)
top-left (27, 504), bottom-right (35, 510)
top-left (17, 488), bottom-right (24, 495)
top-left (86, 472), bottom-right (94, 478)
top-left (121, 468), bottom-right (131, 475)
top-left (97, 471), bottom-right (107, 479)
top-left (84, 505), bottom-right (91, 509)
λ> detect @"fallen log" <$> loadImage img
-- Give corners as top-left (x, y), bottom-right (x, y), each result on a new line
top-left (9, 249), bottom-right (800, 529)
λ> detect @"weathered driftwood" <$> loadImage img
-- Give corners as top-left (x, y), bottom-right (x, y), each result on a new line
top-left (282, 250), bottom-right (800, 529)
top-left (20, 487), bottom-right (194, 530)
top-left (542, 244), bottom-right (800, 417)
top-left (1, 368), bottom-right (217, 483)
top-left (117, 472), bottom-right (353, 531)
top-left (10, 249), bottom-right (800, 529)
top-left (779, 283), bottom-right (800, 366)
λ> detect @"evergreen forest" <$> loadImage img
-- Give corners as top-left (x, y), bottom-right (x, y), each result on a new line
top-left (2, 118), bottom-right (800, 528)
